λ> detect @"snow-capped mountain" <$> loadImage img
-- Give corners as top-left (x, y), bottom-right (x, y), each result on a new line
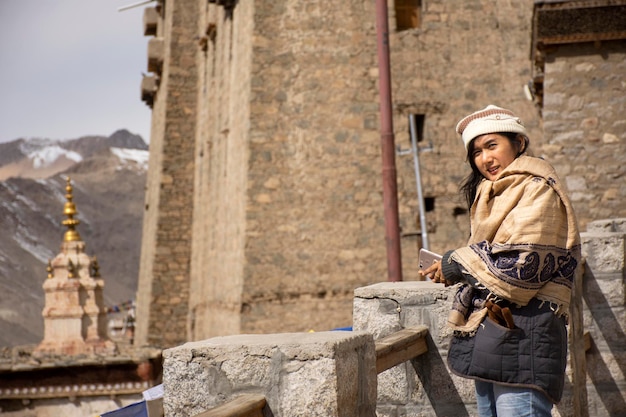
top-left (0, 130), bottom-right (148, 180)
top-left (0, 130), bottom-right (148, 347)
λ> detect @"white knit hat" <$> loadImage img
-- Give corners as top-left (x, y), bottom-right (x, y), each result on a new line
top-left (455, 105), bottom-right (527, 150)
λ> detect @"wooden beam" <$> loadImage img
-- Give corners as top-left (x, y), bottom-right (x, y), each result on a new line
top-left (195, 394), bottom-right (267, 417)
top-left (375, 326), bottom-right (429, 373)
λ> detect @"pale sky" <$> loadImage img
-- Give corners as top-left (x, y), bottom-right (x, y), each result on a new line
top-left (0, 0), bottom-right (153, 143)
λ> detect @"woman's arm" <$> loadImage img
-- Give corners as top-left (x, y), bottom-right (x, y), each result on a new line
top-left (441, 250), bottom-right (480, 286)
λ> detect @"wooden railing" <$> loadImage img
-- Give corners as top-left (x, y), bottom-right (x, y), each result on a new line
top-left (375, 325), bottom-right (429, 373)
top-left (194, 393), bottom-right (267, 417)
top-left (193, 326), bottom-right (430, 417)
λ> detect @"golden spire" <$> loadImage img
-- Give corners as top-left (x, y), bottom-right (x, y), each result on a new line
top-left (62, 177), bottom-right (82, 242)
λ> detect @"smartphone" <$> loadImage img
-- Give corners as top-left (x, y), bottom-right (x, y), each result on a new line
top-left (418, 248), bottom-right (442, 270)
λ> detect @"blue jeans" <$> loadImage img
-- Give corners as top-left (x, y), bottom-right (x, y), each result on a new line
top-left (475, 380), bottom-right (553, 417)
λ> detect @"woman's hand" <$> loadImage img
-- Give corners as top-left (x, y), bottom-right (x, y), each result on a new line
top-left (418, 260), bottom-right (451, 286)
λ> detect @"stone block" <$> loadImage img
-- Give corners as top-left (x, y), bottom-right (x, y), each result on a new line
top-left (587, 218), bottom-right (626, 233)
top-left (581, 232), bottom-right (625, 273)
top-left (582, 306), bottom-right (625, 351)
top-left (354, 281), bottom-right (475, 416)
top-left (162, 331), bottom-right (377, 417)
top-left (353, 296), bottom-right (403, 339)
top-left (582, 269), bottom-right (625, 308)
top-left (585, 381), bottom-right (626, 417)
top-left (354, 282), bottom-right (452, 343)
top-left (377, 364), bottom-right (409, 403)
top-left (585, 343), bottom-right (626, 385)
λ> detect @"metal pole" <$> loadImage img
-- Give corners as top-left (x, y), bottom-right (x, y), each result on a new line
top-left (409, 115), bottom-right (429, 250)
top-left (375, 0), bottom-right (403, 282)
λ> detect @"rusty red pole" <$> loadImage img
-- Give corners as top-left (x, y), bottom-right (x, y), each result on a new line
top-left (375, 0), bottom-right (403, 281)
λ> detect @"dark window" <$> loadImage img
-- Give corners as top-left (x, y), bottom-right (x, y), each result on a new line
top-left (395, 0), bottom-right (421, 31)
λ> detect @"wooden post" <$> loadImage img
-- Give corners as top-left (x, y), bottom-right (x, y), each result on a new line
top-left (569, 261), bottom-right (589, 417)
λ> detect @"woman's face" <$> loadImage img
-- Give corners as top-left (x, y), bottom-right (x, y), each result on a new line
top-left (470, 133), bottom-right (522, 181)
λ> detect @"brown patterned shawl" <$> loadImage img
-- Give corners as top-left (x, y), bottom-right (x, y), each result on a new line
top-left (448, 155), bottom-right (581, 334)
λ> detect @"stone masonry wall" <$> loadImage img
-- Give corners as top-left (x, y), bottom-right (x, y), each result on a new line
top-left (138, 0), bottom-right (625, 348)
top-left (238, 0), bottom-right (385, 336)
top-left (388, 0), bottom-right (542, 264)
top-left (136, 0), bottom-right (199, 348)
top-left (187, 2), bottom-right (255, 341)
top-left (208, 0), bottom-right (543, 338)
top-left (540, 41), bottom-right (626, 230)
top-left (580, 218), bottom-right (626, 416)
top-left (354, 282), bottom-right (475, 416)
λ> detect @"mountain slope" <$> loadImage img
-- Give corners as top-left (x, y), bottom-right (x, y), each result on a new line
top-left (0, 130), bottom-right (148, 181)
top-left (0, 130), bottom-right (147, 347)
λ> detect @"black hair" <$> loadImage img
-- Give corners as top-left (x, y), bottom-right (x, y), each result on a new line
top-left (460, 132), bottom-right (529, 209)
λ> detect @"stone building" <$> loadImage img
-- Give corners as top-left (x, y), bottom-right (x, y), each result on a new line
top-left (530, 0), bottom-right (626, 227)
top-left (135, 0), bottom-right (626, 349)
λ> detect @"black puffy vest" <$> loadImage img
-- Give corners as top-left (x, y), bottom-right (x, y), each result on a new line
top-left (447, 297), bottom-right (568, 403)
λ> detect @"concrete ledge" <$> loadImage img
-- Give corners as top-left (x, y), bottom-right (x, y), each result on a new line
top-left (163, 331), bottom-right (377, 417)
top-left (354, 281), bottom-right (476, 416)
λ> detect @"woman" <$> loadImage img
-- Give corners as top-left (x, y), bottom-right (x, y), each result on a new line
top-left (420, 105), bottom-right (581, 417)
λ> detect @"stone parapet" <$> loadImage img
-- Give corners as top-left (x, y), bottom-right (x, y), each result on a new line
top-left (579, 222), bottom-right (626, 416)
top-left (162, 331), bottom-right (377, 417)
top-left (353, 281), bottom-right (476, 416)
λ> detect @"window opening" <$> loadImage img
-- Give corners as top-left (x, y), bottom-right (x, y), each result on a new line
top-left (425, 197), bottom-right (435, 212)
top-left (395, 0), bottom-right (421, 31)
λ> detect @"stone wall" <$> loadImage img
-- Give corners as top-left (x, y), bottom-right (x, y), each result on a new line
top-left (354, 281), bottom-right (477, 416)
top-left (187, 0), bottom-right (255, 345)
top-left (580, 218), bottom-right (626, 416)
top-left (353, 282), bottom-right (590, 416)
top-left (138, 0), bottom-right (546, 346)
top-left (136, 0), bottom-right (625, 349)
top-left (388, 0), bottom-right (541, 259)
top-left (236, 0), bottom-right (384, 337)
top-left (540, 41), bottom-right (626, 230)
top-left (136, 0), bottom-right (199, 347)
